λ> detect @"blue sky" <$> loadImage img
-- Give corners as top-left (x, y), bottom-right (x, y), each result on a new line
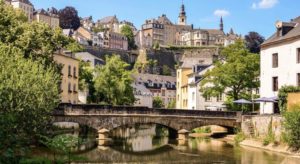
top-left (31, 0), bottom-right (299, 38)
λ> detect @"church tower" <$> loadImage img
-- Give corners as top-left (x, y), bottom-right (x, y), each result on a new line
top-left (220, 16), bottom-right (224, 32)
top-left (178, 2), bottom-right (187, 25)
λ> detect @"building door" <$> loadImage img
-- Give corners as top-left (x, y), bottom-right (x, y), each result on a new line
top-left (273, 102), bottom-right (280, 114)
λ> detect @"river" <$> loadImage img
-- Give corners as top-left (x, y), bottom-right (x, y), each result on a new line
top-left (31, 124), bottom-right (299, 163)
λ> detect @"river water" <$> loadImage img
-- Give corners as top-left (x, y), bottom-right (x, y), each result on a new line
top-left (32, 124), bottom-right (299, 164)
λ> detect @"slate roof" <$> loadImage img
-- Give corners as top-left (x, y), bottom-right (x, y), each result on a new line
top-left (98, 16), bottom-right (118, 24)
top-left (203, 29), bottom-right (225, 36)
top-left (157, 14), bottom-right (173, 25)
top-left (262, 16), bottom-right (300, 47)
top-left (34, 9), bottom-right (49, 16)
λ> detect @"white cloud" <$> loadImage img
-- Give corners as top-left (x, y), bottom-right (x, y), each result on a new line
top-left (252, 0), bottom-right (278, 9)
top-left (214, 9), bottom-right (230, 17)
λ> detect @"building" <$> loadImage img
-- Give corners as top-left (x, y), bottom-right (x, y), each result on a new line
top-left (187, 65), bottom-right (226, 110)
top-left (81, 16), bottom-right (94, 31)
top-left (176, 56), bottom-right (216, 109)
top-left (140, 4), bottom-right (192, 48)
top-left (10, 0), bottom-right (34, 22)
top-left (119, 20), bottom-right (137, 33)
top-left (53, 52), bottom-right (79, 104)
top-left (132, 83), bottom-right (153, 108)
top-left (179, 18), bottom-right (240, 47)
top-left (133, 73), bottom-right (176, 108)
top-left (33, 8), bottom-right (60, 28)
top-left (260, 16), bottom-right (300, 114)
top-left (75, 52), bottom-right (104, 68)
top-left (96, 15), bottom-right (119, 32)
top-left (98, 31), bottom-right (128, 50)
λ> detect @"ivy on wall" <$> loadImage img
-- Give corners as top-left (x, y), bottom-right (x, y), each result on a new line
top-left (278, 85), bottom-right (300, 112)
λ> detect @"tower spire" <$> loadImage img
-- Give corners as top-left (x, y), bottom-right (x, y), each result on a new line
top-left (178, 0), bottom-right (187, 25)
top-left (220, 16), bottom-right (224, 32)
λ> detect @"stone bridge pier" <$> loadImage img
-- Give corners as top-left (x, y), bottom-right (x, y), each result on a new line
top-left (53, 104), bottom-right (242, 144)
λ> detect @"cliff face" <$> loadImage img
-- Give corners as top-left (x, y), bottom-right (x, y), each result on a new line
top-left (137, 47), bottom-right (220, 72)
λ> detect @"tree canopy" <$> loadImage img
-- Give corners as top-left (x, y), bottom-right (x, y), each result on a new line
top-left (94, 55), bottom-right (135, 105)
top-left (0, 2), bottom-right (81, 66)
top-left (245, 31), bottom-right (265, 54)
top-left (120, 25), bottom-right (136, 50)
top-left (200, 40), bottom-right (260, 109)
top-left (153, 97), bottom-right (164, 108)
top-left (0, 44), bottom-right (60, 161)
top-left (59, 6), bottom-right (81, 30)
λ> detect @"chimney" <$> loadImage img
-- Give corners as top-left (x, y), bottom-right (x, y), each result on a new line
top-left (276, 21), bottom-right (296, 37)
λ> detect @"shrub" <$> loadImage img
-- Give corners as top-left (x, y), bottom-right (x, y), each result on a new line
top-left (234, 132), bottom-right (246, 145)
top-left (283, 105), bottom-right (300, 150)
top-left (192, 127), bottom-right (212, 133)
top-left (263, 118), bottom-right (275, 146)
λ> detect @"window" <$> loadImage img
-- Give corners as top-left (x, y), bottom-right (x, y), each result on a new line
top-left (272, 53), bottom-right (278, 68)
top-left (273, 77), bottom-right (278, 91)
top-left (68, 65), bottom-right (72, 77)
top-left (297, 73), bottom-right (300, 87)
top-left (73, 84), bottom-right (77, 93)
top-left (217, 93), bottom-right (223, 102)
top-left (73, 67), bottom-right (77, 78)
top-left (297, 48), bottom-right (300, 63)
top-left (162, 90), bottom-right (165, 96)
top-left (68, 83), bottom-right (72, 93)
top-left (205, 94), bottom-right (211, 102)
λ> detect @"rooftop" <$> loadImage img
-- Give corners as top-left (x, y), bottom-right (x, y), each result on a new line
top-left (262, 16), bottom-right (300, 48)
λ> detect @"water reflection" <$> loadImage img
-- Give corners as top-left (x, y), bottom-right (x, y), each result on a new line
top-left (111, 124), bottom-right (169, 152)
top-left (32, 124), bottom-right (300, 163)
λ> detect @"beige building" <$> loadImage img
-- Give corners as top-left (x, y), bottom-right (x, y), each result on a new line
top-left (33, 8), bottom-right (59, 28)
top-left (140, 4), bottom-right (192, 48)
top-left (96, 15), bottom-right (119, 32)
top-left (53, 52), bottom-right (79, 104)
top-left (10, 0), bottom-right (34, 22)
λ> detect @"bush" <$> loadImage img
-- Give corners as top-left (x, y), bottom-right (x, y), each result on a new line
top-left (283, 105), bottom-right (300, 150)
top-left (192, 127), bottom-right (212, 133)
top-left (263, 118), bottom-right (275, 146)
top-left (234, 132), bottom-right (246, 145)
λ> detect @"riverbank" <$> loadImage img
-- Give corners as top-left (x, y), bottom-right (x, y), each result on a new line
top-left (223, 135), bottom-right (300, 157)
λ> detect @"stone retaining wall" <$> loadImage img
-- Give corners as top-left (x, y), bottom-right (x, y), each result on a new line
top-left (242, 115), bottom-right (283, 141)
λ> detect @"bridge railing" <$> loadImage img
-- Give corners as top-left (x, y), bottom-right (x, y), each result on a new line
top-left (54, 103), bottom-right (241, 120)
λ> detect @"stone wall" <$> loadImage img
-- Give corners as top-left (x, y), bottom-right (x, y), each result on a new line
top-left (242, 115), bottom-right (283, 141)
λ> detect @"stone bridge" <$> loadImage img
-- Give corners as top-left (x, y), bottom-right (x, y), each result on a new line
top-left (53, 104), bottom-right (242, 134)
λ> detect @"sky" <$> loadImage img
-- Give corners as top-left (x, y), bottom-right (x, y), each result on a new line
top-left (31, 0), bottom-right (300, 38)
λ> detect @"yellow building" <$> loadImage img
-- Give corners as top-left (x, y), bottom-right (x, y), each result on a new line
top-left (176, 67), bottom-right (192, 109)
top-left (33, 8), bottom-right (60, 29)
top-left (53, 52), bottom-right (79, 104)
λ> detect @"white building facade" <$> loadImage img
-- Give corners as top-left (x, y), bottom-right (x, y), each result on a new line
top-left (260, 17), bottom-right (300, 114)
top-left (187, 65), bottom-right (226, 111)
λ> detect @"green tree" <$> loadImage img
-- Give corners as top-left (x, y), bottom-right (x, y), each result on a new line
top-left (153, 97), bottom-right (164, 108)
top-left (79, 60), bottom-right (96, 103)
top-left (283, 104), bottom-right (300, 150)
top-left (120, 25), bottom-right (136, 49)
top-left (200, 40), bottom-right (260, 110)
top-left (0, 1), bottom-right (81, 66)
top-left (94, 55), bottom-right (135, 105)
top-left (162, 65), bottom-right (172, 76)
top-left (167, 99), bottom-right (176, 109)
top-left (147, 59), bottom-right (158, 74)
top-left (92, 25), bottom-right (105, 33)
top-left (0, 44), bottom-right (60, 161)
